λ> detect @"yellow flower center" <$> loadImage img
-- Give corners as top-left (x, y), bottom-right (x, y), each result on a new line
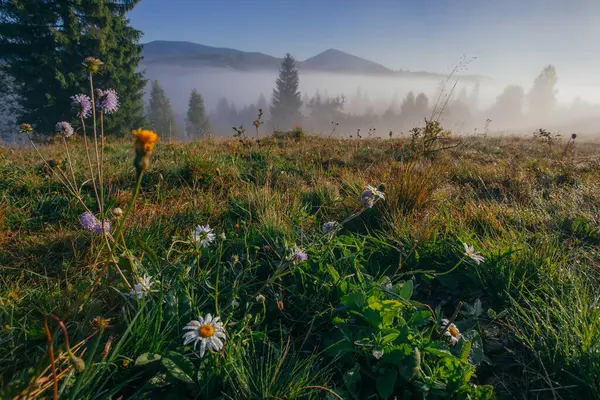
top-left (199, 324), bottom-right (214, 338)
top-left (449, 325), bottom-right (459, 338)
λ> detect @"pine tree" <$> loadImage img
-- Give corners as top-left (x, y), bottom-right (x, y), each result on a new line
top-left (148, 80), bottom-right (178, 140)
top-left (0, 0), bottom-right (145, 135)
top-left (186, 89), bottom-right (209, 138)
top-left (270, 53), bottom-right (302, 129)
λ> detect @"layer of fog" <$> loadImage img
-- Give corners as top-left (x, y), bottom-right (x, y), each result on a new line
top-left (143, 64), bottom-right (600, 137)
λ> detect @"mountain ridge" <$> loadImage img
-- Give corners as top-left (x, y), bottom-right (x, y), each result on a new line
top-left (141, 40), bottom-right (486, 81)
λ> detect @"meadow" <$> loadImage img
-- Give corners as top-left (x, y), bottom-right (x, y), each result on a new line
top-left (1, 126), bottom-right (599, 399)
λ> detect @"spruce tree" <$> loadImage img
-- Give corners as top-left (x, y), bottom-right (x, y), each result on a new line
top-left (148, 80), bottom-right (178, 139)
top-left (270, 53), bottom-right (302, 129)
top-left (0, 0), bottom-right (145, 135)
top-left (186, 89), bottom-right (209, 138)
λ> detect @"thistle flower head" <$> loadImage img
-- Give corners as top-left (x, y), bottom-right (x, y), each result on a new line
top-left (19, 123), bottom-right (33, 134)
top-left (83, 57), bottom-right (103, 74)
top-left (97, 88), bottom-right (119, 114)
top-left (71, 94), bottom-right (92, 119)
top-left (55, 121), bottom-right (74, 137)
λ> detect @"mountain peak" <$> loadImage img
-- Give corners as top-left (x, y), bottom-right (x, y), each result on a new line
top-left (299, 49), bottom-right (392, 75)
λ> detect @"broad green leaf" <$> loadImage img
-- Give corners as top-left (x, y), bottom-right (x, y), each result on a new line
top-left (161, 351), bottom-right (195, 384)
top-left (341, 292), bottom-right (366, 310)
top-left (343, 363), bottom-right (361, 398)
top-left (398, 280), bottom-right (413, 300)
top-left (327, 264), bottom-right (341, 282)
top-left (458, 339), bottom-right (472, 362)
top-left (134, 352), bottom-right (161, 366)
top-left (376, 368), bottom-right (397, 399)
top-left (399, 347), bottom-right (420, 381)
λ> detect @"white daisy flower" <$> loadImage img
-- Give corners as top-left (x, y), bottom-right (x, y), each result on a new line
top-left (366, 185), bottom-right (385, 200)
top-left (192, 225), bottom-right (216, 247)
top-left (182, 313), bottom-right (226, 358)
top-left (441, 318), bottom-right (461, 346)
top-left (463, 243), bottom-right (485, 265)
top-left (129, 274), bottom-right (155, 299)
top-left (360, 185), bottom-right (385, 208)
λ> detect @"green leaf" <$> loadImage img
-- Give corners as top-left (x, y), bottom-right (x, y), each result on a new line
top-left (341, 292), bottom-right (366, 310)
top-left (343, 363), bottom-right (361, 398)
top-left (134, 353), bottom-right (161, 366)
top-left (376, 368), bottom-right (397, 399)
top-left (327, 264), bottom-right (341, 282)
top-left (399, 347), bottom-right (421, 381)
top-left (458, 339), bottom-right (472, 362)
top-left (398, 280), bottom-right (413, 300)
top-left (161, 351), bottom-right (195, 384)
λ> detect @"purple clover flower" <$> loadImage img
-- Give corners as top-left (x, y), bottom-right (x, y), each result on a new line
top-left (55, 121), bottom-right (74, 137)
top-left (71, 94), bottom-right (92, 119)
top-left (97, 89), bottom-right (119, 114)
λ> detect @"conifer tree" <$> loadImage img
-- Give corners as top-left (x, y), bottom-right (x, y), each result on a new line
top-left (0, 0), bottom-right (145, 135)
top-left (270, 53), bottom-right (302, 129)
top-left (148, 80), bottom-right (178, 139)
top-left (528, 65), bottom-right (557, 117)
top-left (186, 89), bottom-right (210, 138)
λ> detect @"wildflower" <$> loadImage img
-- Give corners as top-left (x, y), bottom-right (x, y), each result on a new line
top-left (7, 291), bottom-right (19, 302)
top-left (55, 121), bottom-right (74, 137)
top-left (132, 128), bottom-right (160, 174)
top-left (291, 246), bottom-right (308, 264)
top-left (220, 232), bottom-right (226, 240)
top-left (112, 207), bottom-right (123, 217)
top-left (231, 299), bottom-right (240, 308)
top-left (262, 243), bottom-right (272, 253)
top-left (441, 318), bottom-right (461, 346)
top-left (360, 185), bottom-right (385, 208)
top-left (322, 221), bottom-right (338, 234)
top-left (91, 317), bottom-right (111, 331)
top-left (129, 275), bottom-right (155, 299)
top-left (71, 355), bottom-right (86, 372)
top-left (256, 294), bottom-right (265, 304)
top-left (19, 123), bottom-right (33, 134)
top-left (83, 56), bottom-right (103, 74)
top-left (463, 243), bottom-right (485, 265)
top-left (215, 167), bottom-right (221, 176)
top-left (231, 254), bottom-right (240, 264)
top-left (80, 212), bottom-right (99, 231)
top-left (122, 359), bottom-right (131, 367)
top-left (71, 94), bottom-right (92, 119)
top-left (192, 225), bottom-right (216, 247)
top-left (92, 219), bottom-right (110, 234)
top-left (372, 349), bottom-right (384, 359)
top-left (182, 313), bottom-right (226, 357)
top-left (97, 89), bottom-right (119, 114)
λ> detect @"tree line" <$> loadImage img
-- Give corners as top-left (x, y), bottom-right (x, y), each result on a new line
top-left (0, 1), bottom-right (579, 139)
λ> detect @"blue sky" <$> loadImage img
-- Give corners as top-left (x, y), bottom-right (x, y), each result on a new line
top-left (130, 0), bottom-right (600, 81)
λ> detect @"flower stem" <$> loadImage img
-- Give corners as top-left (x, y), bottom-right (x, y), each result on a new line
top-left (42, 317), bottom-right (58, 400)
top-left (113, 169), bottom-right (144, 241)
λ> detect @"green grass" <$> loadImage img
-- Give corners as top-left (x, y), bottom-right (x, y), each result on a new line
top-left (1, 133), bottom-right (599, 399)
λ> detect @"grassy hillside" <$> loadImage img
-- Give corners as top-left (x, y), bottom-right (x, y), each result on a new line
top-left (1, 133), bottom-right (599, 399)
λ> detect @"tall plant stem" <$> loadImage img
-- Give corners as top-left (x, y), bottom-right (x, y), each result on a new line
top-left (80, 117), bottom-right (102, 212)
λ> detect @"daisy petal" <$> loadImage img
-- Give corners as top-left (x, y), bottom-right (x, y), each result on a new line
top-left (199, 339), bottom-right (207, 358)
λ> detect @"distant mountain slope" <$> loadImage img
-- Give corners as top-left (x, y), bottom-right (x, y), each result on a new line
top-left (142, 41), bottom-right (282, 70)
top-left (141, 40), bottom-right (485, 80)
top-left (298, 49), bottom-right (392, 75)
